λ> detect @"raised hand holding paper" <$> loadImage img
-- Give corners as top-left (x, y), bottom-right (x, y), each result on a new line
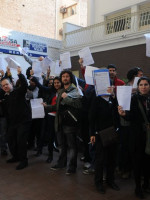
top-left (85, 66), bottom-right (99, 85)
top-left (78, 47), bottom-right (94, 66)
top-left (60, 52), bottom-right (71, 69)
top-left (93, 69), bottom-right (110, 96)
top-left (41, 57), bottom-right (53, 73)
top-left (55, 60), bottom-right (62, 75)
top-left (5, 57), bottom-right (20, 69)
top-left (117, 86), bottom-right (132, 111)
top-left (32, 61), bottom-right (42, 77)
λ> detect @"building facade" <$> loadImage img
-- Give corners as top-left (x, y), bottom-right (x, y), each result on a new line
top-left (0, 0), bottom-right (87, 40)
top-left (62, 0), bottom-right (150, 78)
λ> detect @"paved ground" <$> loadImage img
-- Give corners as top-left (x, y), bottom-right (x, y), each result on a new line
top-left (0, 148), bottom-right (147, 200)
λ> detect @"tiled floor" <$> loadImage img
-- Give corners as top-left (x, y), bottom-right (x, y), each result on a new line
top-left (0, 149), bottom-right (146, 200)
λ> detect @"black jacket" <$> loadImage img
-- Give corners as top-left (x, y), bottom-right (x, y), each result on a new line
top-left (89, 95), bottom-right (118, 137)
top-left (0, 74), bottom-right (31, 126)
top-left (124, 93), bottom-right (149, 156)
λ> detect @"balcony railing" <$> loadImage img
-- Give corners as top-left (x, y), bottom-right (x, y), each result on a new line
top-left (63, 8), bottom-right (150, 49)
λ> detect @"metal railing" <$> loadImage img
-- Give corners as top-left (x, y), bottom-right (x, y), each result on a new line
top-left (63, 7), bottom-right (150, 48)
top-left (106, 13), bottom-right (131, 34)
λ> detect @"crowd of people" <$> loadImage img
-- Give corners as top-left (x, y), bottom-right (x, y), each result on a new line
top-left (0, 54), bottom-right (150, 199)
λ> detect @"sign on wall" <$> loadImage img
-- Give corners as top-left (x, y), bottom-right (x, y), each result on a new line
top-left (23, 40), bottom-right (47, 53)
top-left (0, 29), bottom-right (48, 57)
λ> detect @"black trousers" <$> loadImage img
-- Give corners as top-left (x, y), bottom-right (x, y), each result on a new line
top-left (47, 115), bottom-right (56, 158)
top-left (94, 135), bottom-right (117, 186)
top-left (120, 126), bottom-right (132, 173)
top-left (57, 126), bottom-right (78, 170)
top-left (80, 112), bottom-right (91, 162)
top-left (133, 150), bottom-right (150, 190)
top-left (7, 121), bottom-right (31, 162)
top-left (0, 117), bottom-right (7, 151)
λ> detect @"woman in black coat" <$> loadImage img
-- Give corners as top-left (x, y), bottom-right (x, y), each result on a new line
top-left (90, 92), bottom-right (120, 194)
top-left (118, 77), bottom-right (150, 199)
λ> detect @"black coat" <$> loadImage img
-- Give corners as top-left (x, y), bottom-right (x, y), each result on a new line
top-left (124, 93), bottom-right (149, 156)
top-left (0, 74), bottom-right (31, 126)
top-left (89, 95), bottom-right (118, 137)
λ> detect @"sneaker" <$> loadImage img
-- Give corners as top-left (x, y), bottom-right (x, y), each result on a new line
top-left (50, 164), bottom-right (64, 171)
top-left (83, 168), bottom-right (95, 175)
top-left (66, 169), bottom-right (76, 175)
top-left (83, 162), bottom-right (91, 169)
top-left (16, 160), bottom-right (28, 170)
top-left (80, 156), bottom-right (85, 162)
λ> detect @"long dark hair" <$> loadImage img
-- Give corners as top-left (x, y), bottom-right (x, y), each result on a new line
top-left (137, 76), bottom-right (150, 86)
top-left (52, 76), bottom-right (63, 92)
top-left (60, 70), bottom-right (73, 83)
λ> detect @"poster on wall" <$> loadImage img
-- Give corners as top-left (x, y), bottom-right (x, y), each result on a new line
top-left (23, 40), bottom-right (47, 53)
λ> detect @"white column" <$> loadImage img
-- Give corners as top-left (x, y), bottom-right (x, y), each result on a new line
top-left (131, 5), bottom-right (139, 32)
top-left (87, 0), bottom-right (95, 26)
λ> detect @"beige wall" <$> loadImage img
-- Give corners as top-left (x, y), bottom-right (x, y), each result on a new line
top-left (87, 0), bottom-right (148, 25)
top-left (0, 0), bottom-right (56, 38)
top-left (0, 0), bottom-right (87, 40)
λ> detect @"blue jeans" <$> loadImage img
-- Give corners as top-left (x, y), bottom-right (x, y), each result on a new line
top-left (57, 126), bottom-right (78, 170)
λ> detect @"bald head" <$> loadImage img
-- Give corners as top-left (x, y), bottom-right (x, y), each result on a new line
top-left (38, 56), bottom-right (44, 61)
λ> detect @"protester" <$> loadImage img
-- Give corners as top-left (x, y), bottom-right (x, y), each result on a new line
top-left (44, 70), bottom-right (82, 175)
top-left (118, 77), bottom-right (150, 199)
top-left (107, 64), bottom-right (125, 88)
top-left (31, 76), bottom-right (63, 163)
top-left (0, 67), bottom-right (31, 170)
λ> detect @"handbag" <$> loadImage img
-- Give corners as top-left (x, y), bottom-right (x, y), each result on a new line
top-left (98, 126), bottom-right (119, 147)
top-left (138, 100), bottom-right (150, 155)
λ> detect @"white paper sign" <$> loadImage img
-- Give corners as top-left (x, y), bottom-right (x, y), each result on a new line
top-left (55, 60), bottom-right (62, 75)
top-left (60, 52), bottom-right (71, 69)
top-left (145, 34), bottom-right (150, 57)
top-left (32, 61), bottom-right (42, 77)
top-left (4, 56), bottom-right (11, 63)
top-left (75, 77), bottom-right (83, 96)
top-left (93, 69), bottom-right (110, 96)
top-left (132, 77), bottom-right (140, 89)
top-left (0, 57), bottom-right (6, 71)
top-left (41, 57), bottom-right (53, 73)
top-left (85, 66), bottom-right (99, 85)
top-left (5, 57), bottom-right (20, 69)
top-left (117, 86), bottom-right (132, 111)
top-left (78, 47), bottom-right (94, 66)
top-left (30, 98), bottom-right (45, 119)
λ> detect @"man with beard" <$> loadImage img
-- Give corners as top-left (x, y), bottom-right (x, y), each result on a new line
top-left (107, 64), bottom-right (125, 88)
top-left (44, 70), bottom-right (82, 175)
